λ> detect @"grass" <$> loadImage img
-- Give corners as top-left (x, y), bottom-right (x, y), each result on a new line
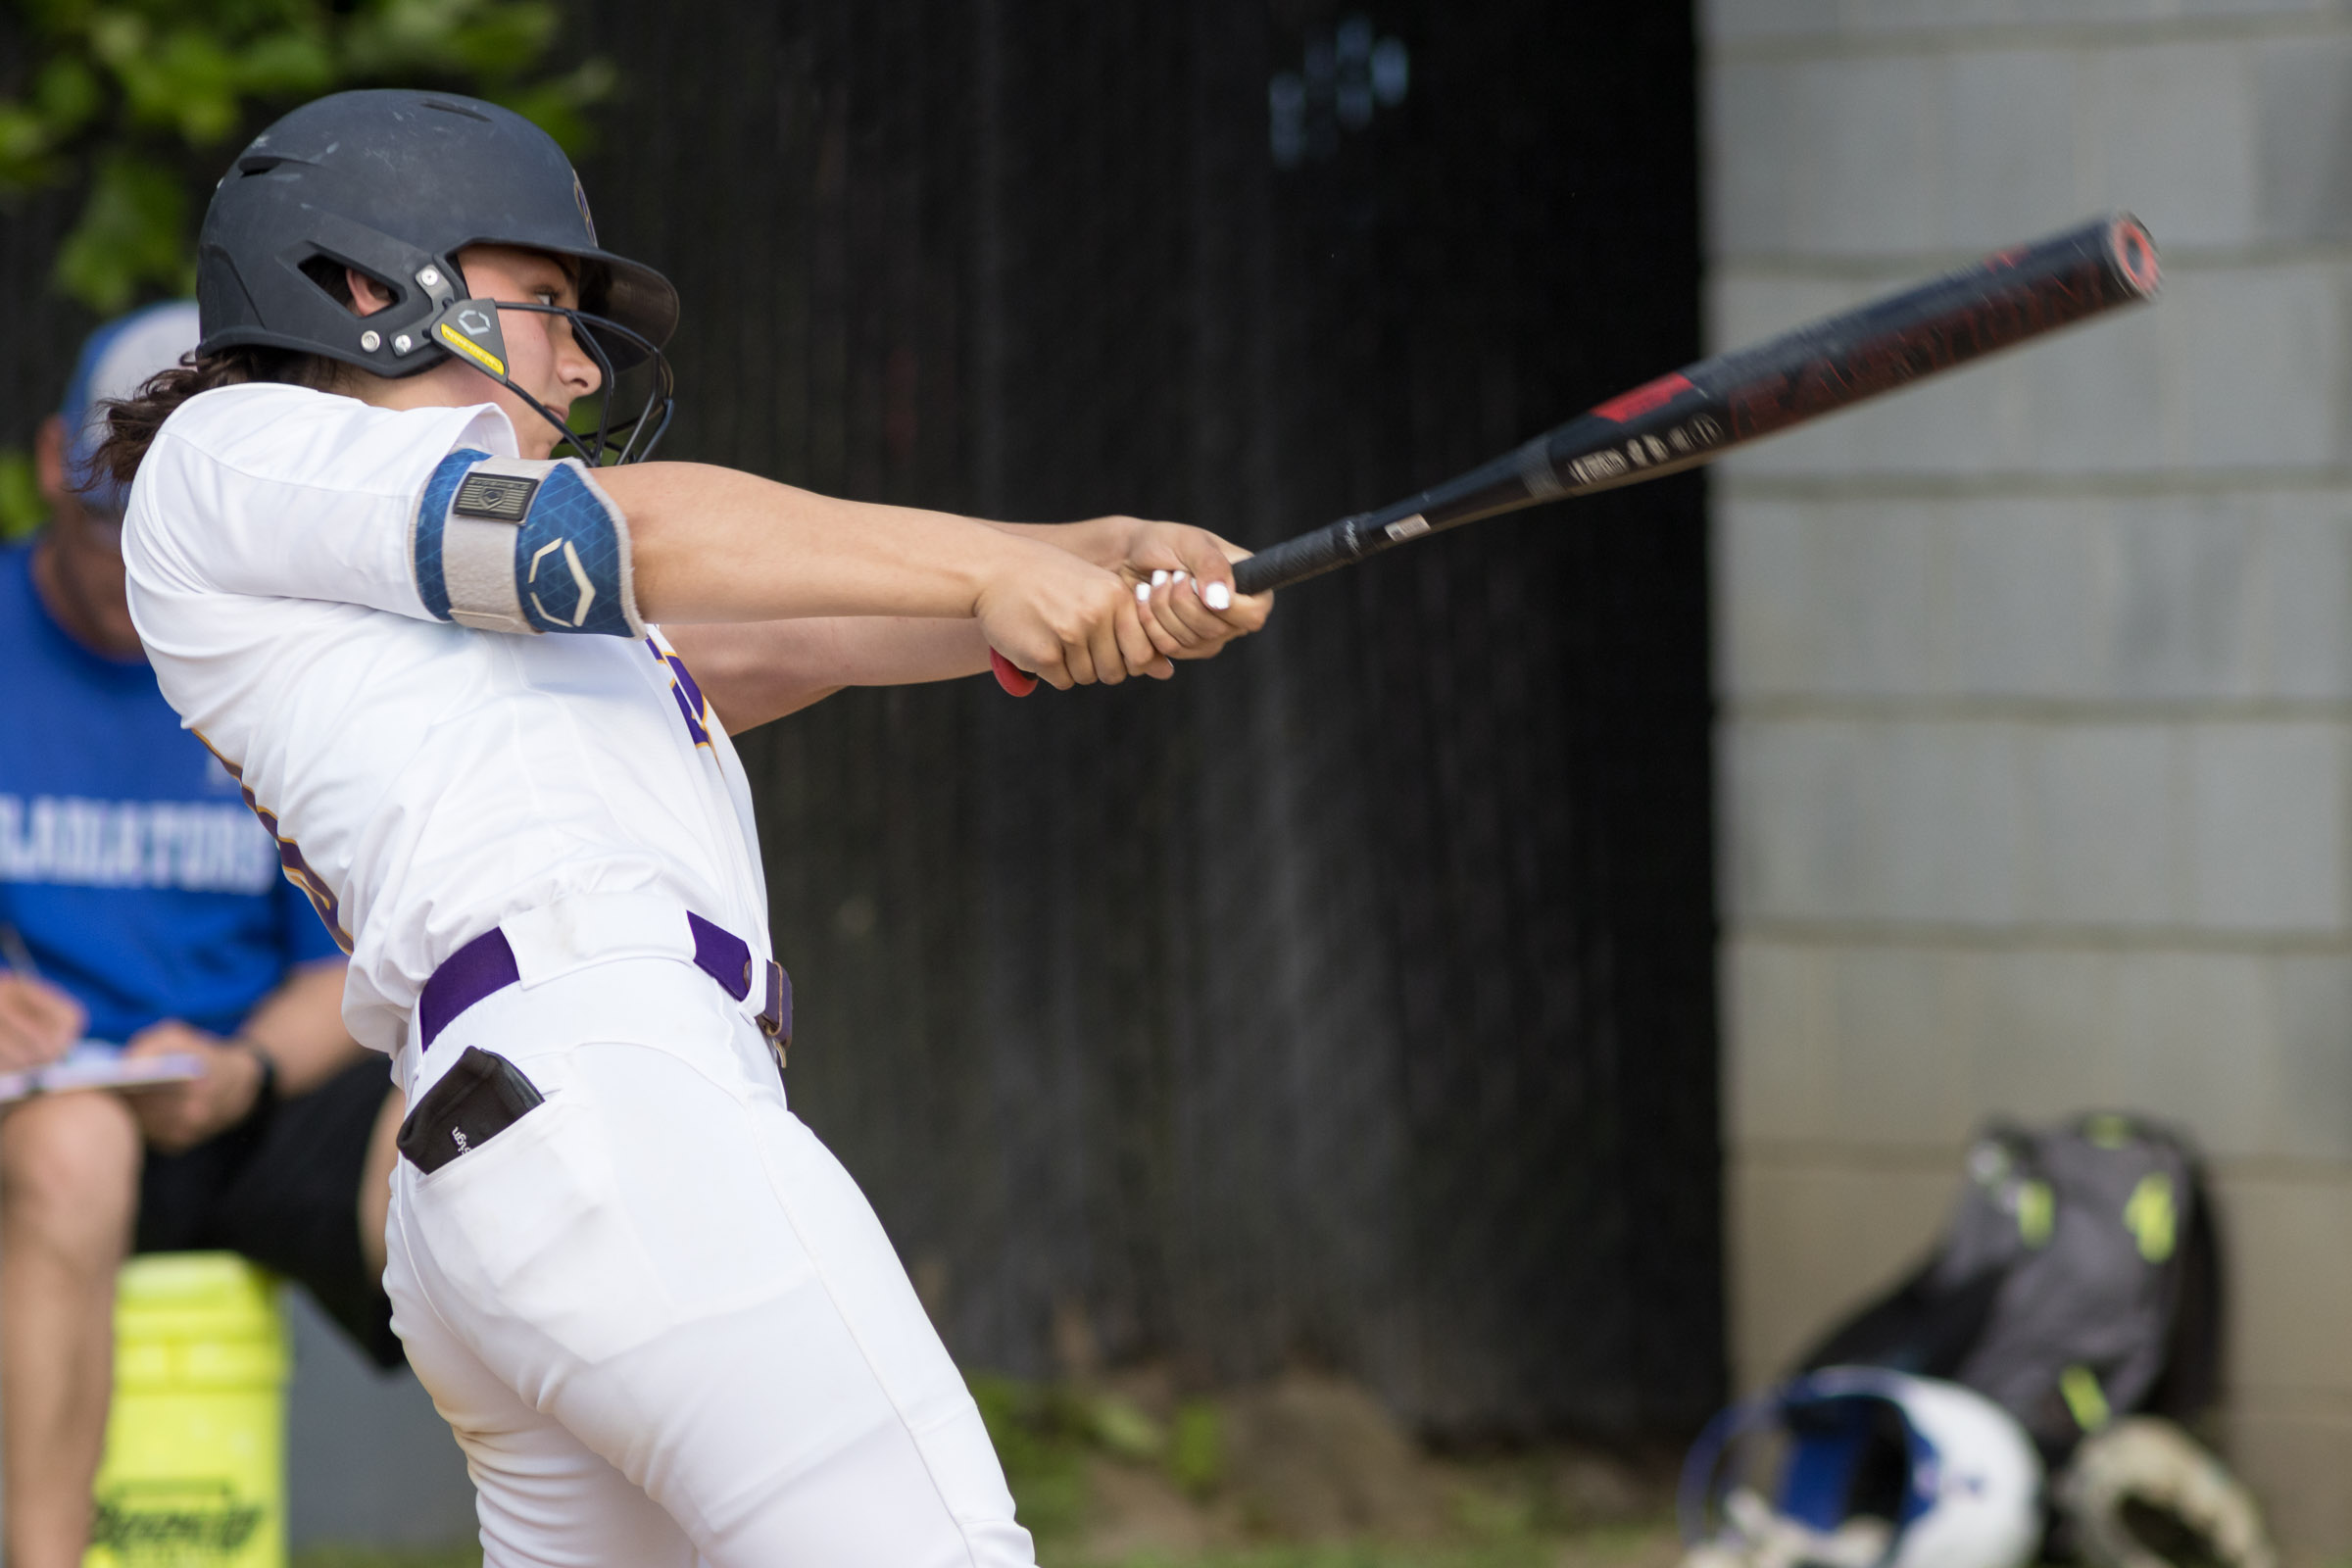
top-left (290, 1371), bottom-right (1681, 1568)
top-left (1100, 1556), bottom-right (1495, 1568)
top-left (289, 1521), bottom-right (1673, 1568)
top-left (1081, 1549), bottom-right (1575, 1568)
top-left (1057, 1515), bottom-right (1680, 1568)
top-left (292, 1544), bottom-right (1629, 1568)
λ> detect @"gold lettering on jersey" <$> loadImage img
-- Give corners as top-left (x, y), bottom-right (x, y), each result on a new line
top-left (455, 472), bottom-right (541, 521)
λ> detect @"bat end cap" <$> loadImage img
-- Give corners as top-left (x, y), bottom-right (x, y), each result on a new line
top-left (2110, 213), bottom-right (2161, 297)
top-left (990, 649), bottom-right (1040, 697)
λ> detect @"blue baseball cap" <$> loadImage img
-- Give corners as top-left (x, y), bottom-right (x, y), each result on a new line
top-left (57, 301), bottom-right (201, 517)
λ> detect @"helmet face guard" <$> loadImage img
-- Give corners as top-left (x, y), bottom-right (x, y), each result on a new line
top-left (424, 294), bottom-right (675, 466)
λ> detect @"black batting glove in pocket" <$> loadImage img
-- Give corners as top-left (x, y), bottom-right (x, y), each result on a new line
top-left (398, 1047), bottom-right (546, 1174)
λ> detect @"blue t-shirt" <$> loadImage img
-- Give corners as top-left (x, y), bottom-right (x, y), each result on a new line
top-left (0, 543), bottom-right (340, 1043)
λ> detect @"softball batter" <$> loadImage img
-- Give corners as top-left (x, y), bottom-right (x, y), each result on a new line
top-left (107, 89), bottom-right (1267, 1565)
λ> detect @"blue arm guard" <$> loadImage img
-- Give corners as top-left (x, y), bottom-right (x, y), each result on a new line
top-left (413, 450), bottom-right (647, 638)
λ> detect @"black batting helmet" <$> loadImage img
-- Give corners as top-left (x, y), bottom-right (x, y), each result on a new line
top-left (197, 89), bottom-right (677, 463)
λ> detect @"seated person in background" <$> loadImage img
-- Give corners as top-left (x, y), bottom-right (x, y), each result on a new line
top-left (0, 302), bottom-right (406, 1568)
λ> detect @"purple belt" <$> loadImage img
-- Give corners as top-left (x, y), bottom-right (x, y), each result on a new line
top-left (417, 911), bottom-right (792, 1053)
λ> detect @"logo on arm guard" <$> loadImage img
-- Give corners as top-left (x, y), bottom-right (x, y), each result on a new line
top-left (454, 472), bottom-right (540, 521)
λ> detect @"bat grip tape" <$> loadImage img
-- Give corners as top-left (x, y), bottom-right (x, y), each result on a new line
top-left (1234, 515), bottom-right (1375, 595)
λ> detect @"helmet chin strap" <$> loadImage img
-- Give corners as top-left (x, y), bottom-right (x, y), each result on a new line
top-left (418, 293), bottom-right (674, 466)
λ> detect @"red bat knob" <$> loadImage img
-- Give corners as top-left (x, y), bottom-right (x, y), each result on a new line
top-left (990, 649), bottom-right (1039, 697)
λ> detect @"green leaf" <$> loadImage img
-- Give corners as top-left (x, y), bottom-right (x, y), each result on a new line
top-left (1168, 1399), bottom-right (1225, 1498)
top-left (206, 0), bottom-right (318, 33)
top-left (1087, 1392), bottom-right (1168, 1462)
top-left (54, 153), bottom-right (189, 313)
top-left (145, 29), bottom-right (244, 144)
top-left (0, 450), bottom-right (49, 543)
top-left (85, 9), bottom-right (150, 70)
top-left (338, 0), bottom-right (560, 78)
top-left (490, 59), bottom-right (613, 154)
top-left (235, 29), bottom-right (336, 98)
top-left (0, 104), bottom-right (62, 189)
top-left (437, 2), bottom-right (557, 77)
top-left (20, 0), bottom-right (618, 309)
top-left (343, 0), bottom-right (469, 73)
top-left (33, 57), bottom-right (104, 132)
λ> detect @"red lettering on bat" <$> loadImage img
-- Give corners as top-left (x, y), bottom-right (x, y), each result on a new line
top-left (1591, 372), bottom-right (1694, 422)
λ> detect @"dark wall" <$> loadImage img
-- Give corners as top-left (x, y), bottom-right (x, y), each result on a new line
top-left (564, 0), bottom-right (1722, 1441)
top-left (0, 15), bottom-right (85, 476)
top-left (0, 0), bottom-right (1724, 1441)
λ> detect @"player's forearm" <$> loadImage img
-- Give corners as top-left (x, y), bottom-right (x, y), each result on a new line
top-left (664, 618), bottom-right (990, 733)
top-left (237, 958), bottom-right (364, 1097)
top-left (601, 463), bottom-right (1040, 623)
top-left (987, 516), bottom-right (1142, 569)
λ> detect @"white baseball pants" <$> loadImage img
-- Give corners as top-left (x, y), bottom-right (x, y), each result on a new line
top-left (383, 952), bottom-right (1035, 1567)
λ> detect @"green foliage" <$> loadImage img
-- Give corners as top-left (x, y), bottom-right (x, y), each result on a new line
top-left (0, 0), bottom-right (614, 313)
top-left (970, 1372), bottom-right (1099, 1542)
top-left (1090, 1391), bottom-right (1169, 1464)
top-left (1090, 1549), bottom-right (1561, 1568)
top-left (1168, 1398), bottom-right (1225, 1498)
top-left (282, 1536), bottom-right (1608, 1568)
top-left (52, 149), bottom-right (186, 308)
top-left (971, 1373), bottom-right (1256, 1544)
top-left (0, 448), bottom-right (47, 540)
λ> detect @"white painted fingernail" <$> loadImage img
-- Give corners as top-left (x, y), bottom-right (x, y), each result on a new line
top-left (1152, 569), bottom-right (1170, 586)
top-left (1204, 581), bottom-right (1232, 611)
top-left (1135, 581), bottom-right (1152, 602)
top-left (1173, 570), bottom-right (1189, 583)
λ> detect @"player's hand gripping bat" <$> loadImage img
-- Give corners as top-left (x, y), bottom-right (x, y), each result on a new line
top-left (990, 212), bottom-right (2160, 696)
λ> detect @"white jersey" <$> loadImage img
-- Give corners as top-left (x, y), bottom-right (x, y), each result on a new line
top-left (121, 381), bottom-right (771, 1054)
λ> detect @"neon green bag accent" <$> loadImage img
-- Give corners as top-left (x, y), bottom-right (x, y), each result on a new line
top-left (2016, 1179), bottom-right (2055, 1248)
top-left (2060, 1364), bottom-right (2112, 1432)
top-left (2124, 1173), bottom-right (2177, 1263)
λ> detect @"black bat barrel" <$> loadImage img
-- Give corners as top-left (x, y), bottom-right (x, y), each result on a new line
top-left (1234, 213), bottom-right (2160, 597)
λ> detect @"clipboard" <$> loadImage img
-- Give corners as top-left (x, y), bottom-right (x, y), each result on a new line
top-left (0, 1046), bottom-right (205, 1105)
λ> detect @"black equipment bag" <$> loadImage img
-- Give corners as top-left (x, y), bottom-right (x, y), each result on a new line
top-left (1800, 1113), bottom-right (2222, 1465)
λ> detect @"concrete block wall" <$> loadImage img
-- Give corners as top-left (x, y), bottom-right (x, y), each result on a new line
top-left (1703, 1), bottom-right (2352, 1552)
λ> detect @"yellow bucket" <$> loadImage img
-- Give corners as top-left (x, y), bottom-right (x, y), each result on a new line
top-left (83, 1252), bottom-right (290, 1568)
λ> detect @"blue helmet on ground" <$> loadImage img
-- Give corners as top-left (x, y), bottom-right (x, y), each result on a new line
top-left (1680, 1368), bottom-right (2043, 1568)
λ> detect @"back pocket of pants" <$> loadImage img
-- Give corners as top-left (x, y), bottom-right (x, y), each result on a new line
top-left (412, 1093), bottom-right (673, 1365)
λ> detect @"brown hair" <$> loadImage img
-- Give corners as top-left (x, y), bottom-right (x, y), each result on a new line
top-left (91, 345), bottom-right (349, 488)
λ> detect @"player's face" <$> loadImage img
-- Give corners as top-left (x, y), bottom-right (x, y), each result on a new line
top-left (343, 247), bottom-right (604, 462)
top-left (455, 245), bottom-right (605, 459)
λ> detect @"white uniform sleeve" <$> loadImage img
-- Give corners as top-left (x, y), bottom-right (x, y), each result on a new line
top-left (124, 383), bottom-right (515, 618)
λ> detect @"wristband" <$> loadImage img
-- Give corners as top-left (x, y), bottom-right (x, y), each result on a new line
top-left (234, 1039), bottom-right (279, 1108)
